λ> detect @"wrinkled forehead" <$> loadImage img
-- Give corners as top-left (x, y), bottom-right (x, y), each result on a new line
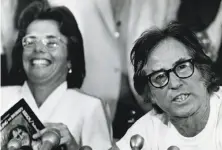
top-left (144, 38), bottom-right (191, 73)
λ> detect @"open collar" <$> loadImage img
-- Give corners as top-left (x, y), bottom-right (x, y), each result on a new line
top-left (21, 81), bottom-right (67, 122)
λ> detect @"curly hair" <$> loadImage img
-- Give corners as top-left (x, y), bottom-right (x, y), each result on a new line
top-left (130, 22), bottom-right (220, 113)
top-left (9, 1), bottom-right (85, 88)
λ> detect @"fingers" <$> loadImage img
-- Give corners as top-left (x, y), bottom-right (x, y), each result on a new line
top-left (33, 122), bottom-right (74, 146)
top-left (33, 122), bottom-right (67, 137)
top-left (33, 128), bottom-right (48, 139)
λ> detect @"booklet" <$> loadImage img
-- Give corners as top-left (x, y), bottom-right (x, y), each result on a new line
top-left (1, 99), bottom-right (44, 150)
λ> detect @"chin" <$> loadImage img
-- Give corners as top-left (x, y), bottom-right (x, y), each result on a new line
top-left (170, 107), bottom-right (195, 118)
top-left (28, 74), bottom-right (52, 84)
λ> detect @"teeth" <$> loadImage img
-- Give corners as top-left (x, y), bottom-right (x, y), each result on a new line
top-left (174, 94), bottom-right (188, 102)
top-left (32, 59), bottom-right (49, 66)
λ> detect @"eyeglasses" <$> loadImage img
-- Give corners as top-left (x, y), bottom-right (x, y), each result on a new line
top-left (22, 35), bottom-right (65, 50)
top-left (146, 59), bottom-right (194, 88)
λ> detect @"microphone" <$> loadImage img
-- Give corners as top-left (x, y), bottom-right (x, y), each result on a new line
top-left (167, 146), bottom-right (180, 150)
top-left (40, 129), bottom-right (61, 150)
top-left (7, 138), bottom-right (22, 150)
top-left (79, 145), bottom-right (93, 150)
top-left (130, 134), bottom-right (144, 150)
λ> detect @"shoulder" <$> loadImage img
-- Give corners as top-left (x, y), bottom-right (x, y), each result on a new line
top-left (65, 88), bottom-right (104, 108)
top-left (1, 85), bottom-right (21, 93)
top-left (117, 110), bottom-right (167, 149)
top-left (215, 86), bottom-right (222, 97)
top-left (216, 87), bottom-right (222, 121)
top-left (211, 86), bottom-right (222, 105)
top-left (132, 109), bottom-right (167, 131)
top-left (216, 89), bottom-right (222, 147)
top-left (1, 85), bottom-right (22, 99)
top-left (1, 85), bottom-right (22, 115)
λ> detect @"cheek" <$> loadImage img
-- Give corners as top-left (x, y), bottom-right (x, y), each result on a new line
top-left (22, 51), bottom-right (31, 63)
top-left (150, 87), bottom-right (167, 104)
top-left (53, 49), bottom-right (68, 63)
top-left (187, 70), bottom-right (206, 89)
top-left (22, 52), bottom-right (29, 70)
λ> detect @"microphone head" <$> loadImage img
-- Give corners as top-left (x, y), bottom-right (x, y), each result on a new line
top-left (130, 134), bottom-right (144, 150)
top-left (79, 145), bottom-right (93, 150)
top-left (167, 146), bottom-right (180, 150)
top-left (7, 138), bottom-right (22, 149)
top-left (41, 129), bottom-right (61, 147)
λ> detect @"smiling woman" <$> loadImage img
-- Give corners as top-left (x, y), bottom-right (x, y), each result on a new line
top-left (22, 20), bottom-right (69, 89)
top-left (115, 22), bottom-right (222, 150)
top-left (1, 2), bottom-right (112, 150)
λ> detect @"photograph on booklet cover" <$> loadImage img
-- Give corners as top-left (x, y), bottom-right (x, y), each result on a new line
top-left (1, 99), bottom-right (44, 150)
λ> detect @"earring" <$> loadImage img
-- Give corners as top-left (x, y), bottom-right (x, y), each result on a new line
top-left (68, 68), bottom-right (72, 74)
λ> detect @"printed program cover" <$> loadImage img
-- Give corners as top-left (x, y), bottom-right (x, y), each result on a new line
top-left (1, 99), bottom-right (44, 150)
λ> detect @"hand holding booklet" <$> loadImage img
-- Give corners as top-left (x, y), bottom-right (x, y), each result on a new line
top-left (1, 99), bottom-right (44, 150)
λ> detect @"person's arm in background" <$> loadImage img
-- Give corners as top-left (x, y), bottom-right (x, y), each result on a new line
top-left (126, 0), bottom-right (181, 112)
top-left (1, 0), bottom-right (19, 70)
top-left (81, 98), bottom-right (112, 150)
top-left (197, 0), bottom-right (222, 62)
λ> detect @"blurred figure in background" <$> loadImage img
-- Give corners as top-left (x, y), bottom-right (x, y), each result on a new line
top-left (49, 0), bottom-right (180, 139)
top-left (177, 0), bottom-right (222, 83)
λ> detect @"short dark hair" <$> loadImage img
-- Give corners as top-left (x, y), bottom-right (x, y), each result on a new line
top-left (9, 1), bottom-right (85, 88)
top-left (130, 22), bottom-right (220, 113)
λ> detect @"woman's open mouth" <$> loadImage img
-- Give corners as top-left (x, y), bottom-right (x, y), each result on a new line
top-left (31, 59), bottom-right (51, 67)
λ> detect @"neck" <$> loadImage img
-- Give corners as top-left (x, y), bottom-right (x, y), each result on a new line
top-left (169, 99), bottom-right (211, 137)
top-left (110, 0), bottom-right (127, 18)
top-left (27, 79), bottom-right (65, 107)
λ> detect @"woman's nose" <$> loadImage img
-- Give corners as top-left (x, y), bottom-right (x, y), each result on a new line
top-left (168, 72), bottom-right (182, 89)
top-left (34, 41), bottom-right (46, 52)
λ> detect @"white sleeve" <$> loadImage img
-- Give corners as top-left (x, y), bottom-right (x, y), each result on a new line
top-left (81, 99), bottom-right (112, 150)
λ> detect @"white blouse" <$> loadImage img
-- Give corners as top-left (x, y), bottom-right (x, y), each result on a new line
top-left (1, 82), bottom-right (112, 150)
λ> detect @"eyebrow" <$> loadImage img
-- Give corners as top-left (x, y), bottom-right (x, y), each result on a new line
top-left (25, 34), bottom-right (58, 38)
top-left (26, 35), bottom-right (37, 39)
top-left (46, 35), bottom-right (58, 39)
top-left (150, 57), bottom-right (190, 74)
top-left (172, 58), bottom-right (189, 66)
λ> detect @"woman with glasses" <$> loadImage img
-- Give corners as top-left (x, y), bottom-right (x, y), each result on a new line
top-left (115, 22), bottom-right (222, 150)
top-left (1, 2), bottom-right (111, 150)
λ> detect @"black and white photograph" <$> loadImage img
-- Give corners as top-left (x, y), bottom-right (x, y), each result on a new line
top-left (1, 0), bottom-right (222, 150)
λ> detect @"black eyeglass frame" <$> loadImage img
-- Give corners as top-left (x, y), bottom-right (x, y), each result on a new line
top-left (146, 59), bottom-right (195, 88)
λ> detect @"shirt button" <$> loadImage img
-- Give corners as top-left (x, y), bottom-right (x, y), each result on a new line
top-left (114, 32), bottom-right (120, 38)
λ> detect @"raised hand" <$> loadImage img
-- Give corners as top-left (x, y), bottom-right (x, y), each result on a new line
top-left (33, 122), bottom-right (79, 150)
